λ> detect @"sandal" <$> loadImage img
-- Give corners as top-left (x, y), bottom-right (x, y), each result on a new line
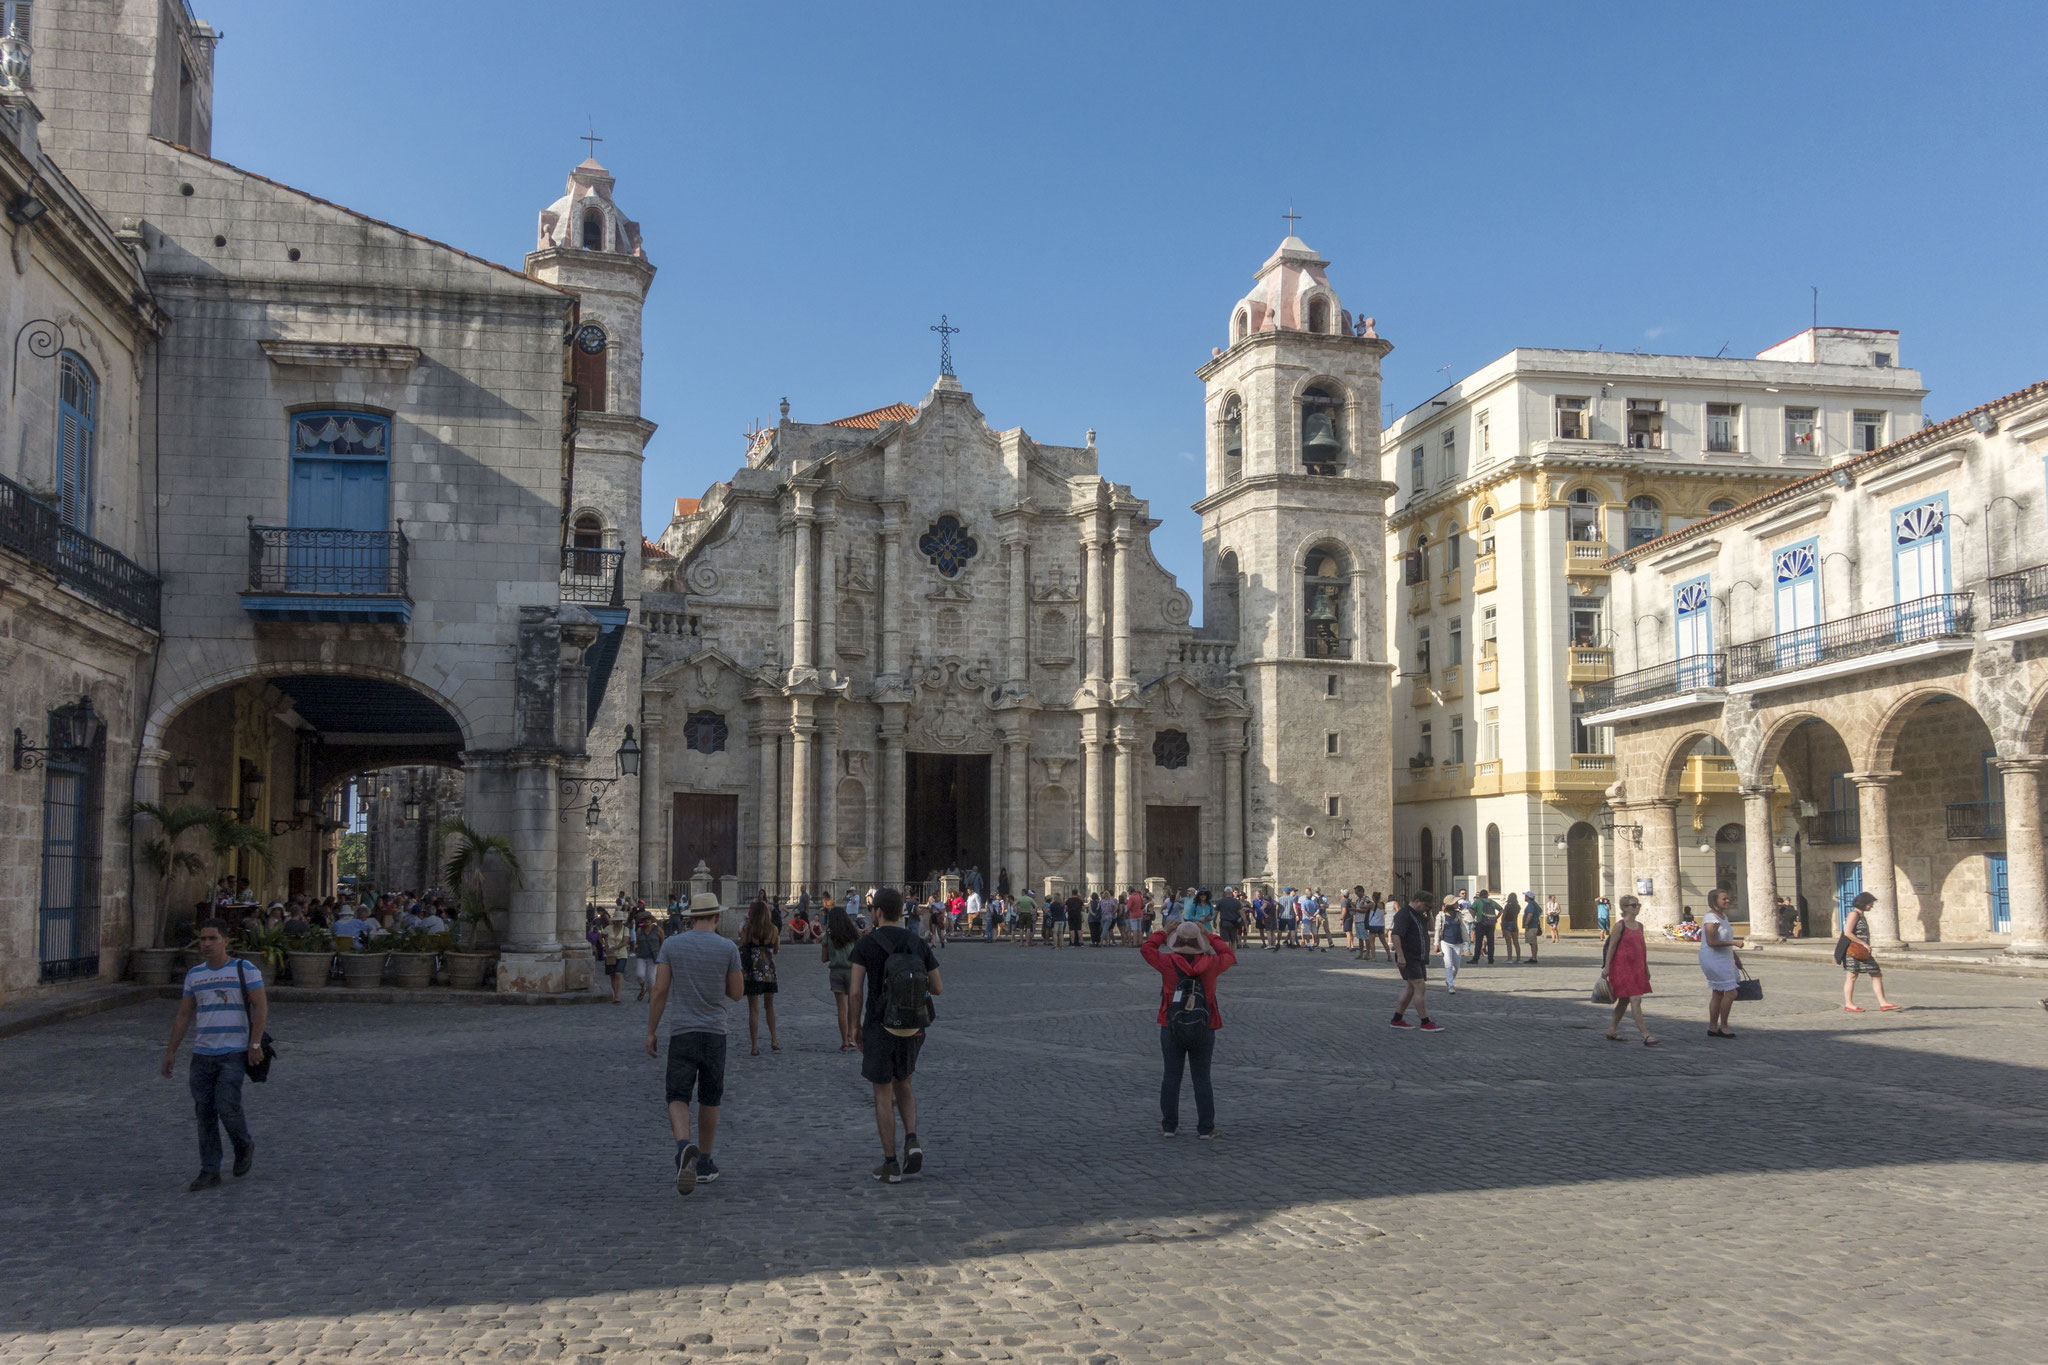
top-left (1605, 1033), bottom-right (1622, 1042)
top-left (1642, 1038), bottom-right (1660, 1047)
top-left (1879, 1004), bottom-right (1903, 1012)
top-left (1843, 1005), bottom-right (1866, 1012)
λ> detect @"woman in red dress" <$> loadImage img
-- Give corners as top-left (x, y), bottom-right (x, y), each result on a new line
top-left (1601, 894), bottom-right (1659, 1046)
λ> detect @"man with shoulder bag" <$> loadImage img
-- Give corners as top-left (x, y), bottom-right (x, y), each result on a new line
top-left (161, 919), bottom-right (271, 1191)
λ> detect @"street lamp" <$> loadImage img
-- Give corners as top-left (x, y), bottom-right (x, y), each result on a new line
top-left (585, 795), bottom-right (602, 830)
top-left (616, 725), bottom-right (641, 777)
top-left (175, 756), bottom-right (197, 795)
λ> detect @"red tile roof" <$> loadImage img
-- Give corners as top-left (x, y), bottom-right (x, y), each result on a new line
top-left (1609, 377), bottom-right (2048, 566)
top-left (824, 402), bottom-right (916, 430)
top-left (642, 538), bottom-right (673, 560)
top-left (673, 497), bottom-right (702, 517)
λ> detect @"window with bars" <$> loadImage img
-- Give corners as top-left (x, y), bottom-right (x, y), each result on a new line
top-left (37, 697), bottom-right (106, 983)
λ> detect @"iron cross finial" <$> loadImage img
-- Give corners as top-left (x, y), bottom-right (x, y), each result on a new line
top-left (580, 124), bottom-right (604, 160)
top-left (1282, 205), bottom-right (1302, 235)
top-left (930, 314), bottom-right (960, 378)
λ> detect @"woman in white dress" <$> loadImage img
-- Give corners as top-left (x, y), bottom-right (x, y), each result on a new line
top-left (1697, 887), bottom-right (1744, 1038)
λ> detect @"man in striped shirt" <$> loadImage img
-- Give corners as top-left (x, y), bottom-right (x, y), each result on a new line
top-left (161, 919), bottom-right (267, 1190)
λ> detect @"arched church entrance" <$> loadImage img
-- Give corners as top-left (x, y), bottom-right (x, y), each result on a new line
top-left (1566, 821), bottom-right (1599, 928)
top-left (903, 752), bottom-right (991, 888)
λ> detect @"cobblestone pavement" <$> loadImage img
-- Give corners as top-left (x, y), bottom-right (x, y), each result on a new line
top-left (5, 937), bottom-right (2048, 1364)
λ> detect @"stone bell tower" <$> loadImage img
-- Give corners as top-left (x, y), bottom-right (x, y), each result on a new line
top-left (1192, 230), bottom-right (1395, 893)
top-left (525, 152), bottom-right (658, 902)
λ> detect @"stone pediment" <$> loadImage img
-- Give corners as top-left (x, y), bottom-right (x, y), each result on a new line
top-left (1139, 665), bottom-right (1250, 718)
top-left (909, 656), bottom-right (998, 752)
top-left (646, 646), bottom-right (749, 704)
top-left (1033, 563), bottom-right (1080, 603)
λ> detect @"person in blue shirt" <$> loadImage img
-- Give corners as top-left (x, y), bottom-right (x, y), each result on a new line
top-left (162, 919), bottom-right (267, 1190)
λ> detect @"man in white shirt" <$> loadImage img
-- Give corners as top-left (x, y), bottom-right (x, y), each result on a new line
top-left (964, 888), bottom-right (982, 938)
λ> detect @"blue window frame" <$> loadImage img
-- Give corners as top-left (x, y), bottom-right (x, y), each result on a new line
top-left (287, 411), bottom-right (392, 591)
top-left (1772, 538), bottom-right (1820, 667)
top-left (1891, 494), bottom-right (1952, 639)
top-left (1674, 576), bottom-right (1714, 687)
top-left (56, 351), bottom-right (97, 533)
top-left (1989, 853), bottom-right (2011, 933)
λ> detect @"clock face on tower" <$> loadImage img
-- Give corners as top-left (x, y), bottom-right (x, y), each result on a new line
top-left (575, 324), bottom-right (609, 355)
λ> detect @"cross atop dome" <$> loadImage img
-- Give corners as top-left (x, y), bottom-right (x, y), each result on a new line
top-left (536, 147), bottom-right (644, 258)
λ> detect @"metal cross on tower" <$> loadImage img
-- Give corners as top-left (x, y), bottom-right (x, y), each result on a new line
top-left (1282, 205), bottom-right (1302, 235)
top-left (930, 314), bottom-right (960, 377)
top-left (580, 125), bottom-right (604, 159)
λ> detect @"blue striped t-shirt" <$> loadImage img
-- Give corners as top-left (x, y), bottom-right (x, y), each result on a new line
top-left (183, 959), bottom-right (261, 1055)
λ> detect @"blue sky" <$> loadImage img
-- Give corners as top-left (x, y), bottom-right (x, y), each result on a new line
top-left (200, 1), bottom-right (2048, 608)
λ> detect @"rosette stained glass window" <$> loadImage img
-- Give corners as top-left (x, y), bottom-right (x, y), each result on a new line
top-left (919, 515), bottom-right (979, 578)
top-left (1152, 730), bottom-right (1190, 770)
top-left (683, 710), bottom-right (728, 755)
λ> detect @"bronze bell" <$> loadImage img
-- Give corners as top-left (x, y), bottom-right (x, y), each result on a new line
top-left (1224, 421), bottom-right (1243, 461)
top-left (1303, 410), bottom-right (1341, 461)
top-left (1308, 587), bottom-right (1339, 622)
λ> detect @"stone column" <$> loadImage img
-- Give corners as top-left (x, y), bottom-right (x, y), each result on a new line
top-left (879, 708), bottom-right (906, 887)
top-left (473, 752), bottom-right (563, 992)
top-left (1111, 518), bottom-right (1133, 692)
top-left (790, 511), bottom-right (815, 674)
top-left (1223, 741), bottom-right (1246, 887)
top-left (1113, 723), bottom-right (1138, 890)
top-left (1998, 756), bottom-right (2048, 957)
top-left (1850, 771), bottom-right (1904, 947)
top-left (1080, 713), bottom-right (1104, 893)
top-left (817, 709), bottom-right (840, 896)
top-left (132, 748), bottom-right (168, 949)
top-left (637, 692), bottom-right (667, 900)
top-left (1638, 796), bottom-right (1681, 931)
top-left (880, 521), bottom-right (904, 678)
top-left (1004, 728), bottom-right (1029, 890)
top-left (1740, 784), bottom-right (1781, 942)
top-left (745, 729), bottom-right (764, 887)
top-left (1006, 534), bottom-right (1030, 688)
top-left (1082, 533), bottom-right (1105, 689)
top-left (755, 717), bottom-right (781, 891)
top-left (817, 508), bottom-right (838, 669)
top-left (788, 707), bottom-right (815, 891)
top-left (556, 761), bottom-right (592, 988)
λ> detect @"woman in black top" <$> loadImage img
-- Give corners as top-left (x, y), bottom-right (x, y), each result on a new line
top-left (739, 902), bottom-right (781, 1054)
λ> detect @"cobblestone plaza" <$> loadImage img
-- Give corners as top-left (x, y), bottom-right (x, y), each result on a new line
top-left (4, 941), bottom-right (2047, 1364)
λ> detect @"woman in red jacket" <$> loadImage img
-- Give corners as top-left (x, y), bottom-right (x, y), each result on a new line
top-left (1140, 920), bottom-right (1237, 1138)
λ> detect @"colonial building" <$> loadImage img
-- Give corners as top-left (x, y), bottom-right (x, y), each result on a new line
top-left (1587, 379), bottom-right (2048, 956)
top-left (1382, 334), bottom-right (1925, 923)
top-left (620, 233), bottom-right (1393, 902)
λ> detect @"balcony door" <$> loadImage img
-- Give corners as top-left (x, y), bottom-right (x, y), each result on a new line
top-left (1892, 496), bottom-right (1951, 640)
top-left (288, 412), bottom-right (391, 591)
top-left (1675, 576), bottom-right (1714, 688)
top-left (1773, 541), bottom-right (1820, 668)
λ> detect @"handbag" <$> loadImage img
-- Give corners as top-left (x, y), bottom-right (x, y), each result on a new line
top-left (1844, 937), bottom-right (1873, 962)
top-left (1734, 971), bottom-right (1763, 1002)
top-left (234, 959), bottom-right (276, 1082)
top-left (1591, 976), bottom-right (1615, 1005)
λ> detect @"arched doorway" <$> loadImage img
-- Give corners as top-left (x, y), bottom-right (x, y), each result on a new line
top-left (1566, 822), bottom-right (1599, 928)
top-left (1715, 822), bottom-right (1745, 913)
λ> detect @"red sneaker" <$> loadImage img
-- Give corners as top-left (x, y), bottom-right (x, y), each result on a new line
top-left (1388, 1016), bottom-right (1411, 1029)
top-left (1419, 1020), bottom-right (1445, 1033)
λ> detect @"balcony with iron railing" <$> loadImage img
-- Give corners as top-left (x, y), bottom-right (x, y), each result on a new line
top-left (1726, 593), bottom-right (1975, 688)
top-left (1581, 654), bottom-right (1727, 714)
top-left (561, 545), bottom-right (626, 607)
top-left (1945, 801), bottom-right (2005, 841)
top-left (242, 525), bottom-right (411, 624)
top-left (0, 472), bottom-right (161, 630)
top-left (1804, 807), bottom-right (1861, 846)
top-left (1989, 564), bottom-right (2048, 629)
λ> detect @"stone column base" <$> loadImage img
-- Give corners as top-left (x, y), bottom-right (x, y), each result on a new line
top-left (561, 944), bottom-right (595, 991)
top-left (496, 949), bottom-right (570, 995)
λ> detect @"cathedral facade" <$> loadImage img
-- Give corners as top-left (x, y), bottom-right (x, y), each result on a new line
top-left (576, 200), bottom-right (1394, 901)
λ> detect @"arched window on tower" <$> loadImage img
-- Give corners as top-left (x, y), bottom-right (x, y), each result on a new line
top-left (580, 209), bottom-right (603, 250)
top-left (1222, 396), bottom-right (1243, 484)
top-left (1301, 386), bottom-right (1343, 475)
top-left (1234, 309), bottom-right (1249, 343)
top-left (1307, 297), bottom-right (1329, 334)
top-left (1627, 495), bottom-right (1665, 548)
top-left (571, 513), bottom-right (606, 576)
top-left (1304, 547), bottom-right (1349, 659)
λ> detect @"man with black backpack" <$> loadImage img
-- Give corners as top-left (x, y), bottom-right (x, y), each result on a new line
top-left (1139, 918), bottom-right (1237, 1139)
top-left (847, 887), bottom-right (944, 1184)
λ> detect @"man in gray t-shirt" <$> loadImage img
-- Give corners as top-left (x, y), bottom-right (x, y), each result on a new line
top-left (646, 905), bottom-right (742, 1196)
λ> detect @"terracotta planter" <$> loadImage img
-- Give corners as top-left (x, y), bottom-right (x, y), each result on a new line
top-left (389, 951), bottom-right (435, 989)
top-left (338, 951), bottom-right (386, 988)
top-left (131, 947), bottom-right (182, 986)
top-left (288, 950), bottom-right (335, 987)
top-left (442, 951), bottom-right (495, 990)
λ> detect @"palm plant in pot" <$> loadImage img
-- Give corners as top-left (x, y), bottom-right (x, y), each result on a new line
top-left (440, 818), bottom-right (521, 989)
top-left (283, 927), bottom-right (337, 987)
top-left (129, 800), bottom-right (212, 984)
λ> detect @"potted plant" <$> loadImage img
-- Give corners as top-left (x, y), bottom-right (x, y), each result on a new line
top-left (129, 800), bottom-right (212, 984)
top-left (440, 819), bottom-right (521, 988)
top-left (234, 922), bottom-right (287, 976)
top-left (285, 930), bottom-right (336, 988)
top-left (385, 926), bottom-right (439, 989)
top-left (337, 936), bottom-right (388, 989)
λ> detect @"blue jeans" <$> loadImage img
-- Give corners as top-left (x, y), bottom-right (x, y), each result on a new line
top-left (189, 1052), bottom-right (252, 1173)
top-left (1159, 1025), bottom-right (1216, 1134)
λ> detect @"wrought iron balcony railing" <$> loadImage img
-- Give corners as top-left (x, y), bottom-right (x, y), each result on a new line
top-left (1945, 800), bottom-right (2005, 841)
top-left (1805, 807), bottom-right (1861, 846)
top-left (0, 472), bottom-right (161, 629)
top-left (561, 545), bottom-right (625, 607)
top-left (1990, 564), bottom-right (2048, 626)
top-left (1726, 593), bottom-right (1974, 684)
top-left (1581, 654), bottom-right (1727, 711)
top-left (247, 525), bottom-right (409, 597)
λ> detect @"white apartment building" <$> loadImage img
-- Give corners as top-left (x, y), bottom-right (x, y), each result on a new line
top-left (1382, 329), bottom-right (1925, 925)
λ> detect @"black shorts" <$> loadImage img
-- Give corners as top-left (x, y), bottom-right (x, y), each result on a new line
top-left (860, 1023), bottom-right (924, 1084)
top-left (666, 1032), bottom-right (727, 1107)
top-left (605, 959), bottom-right (624, 976)
top-left (1398, 961), bottom-right (1427, 982)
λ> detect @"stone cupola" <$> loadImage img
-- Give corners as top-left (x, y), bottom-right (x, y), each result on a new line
top-left (1227, 234), bottom-right (1357, 344)
top-left (537, 157), bottom-right (646, 258)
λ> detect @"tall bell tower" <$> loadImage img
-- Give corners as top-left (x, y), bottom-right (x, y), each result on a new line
top-left (526, 153), bottom-right (658, 902)
top-left (1193, 230), bottom-right (1394, 893)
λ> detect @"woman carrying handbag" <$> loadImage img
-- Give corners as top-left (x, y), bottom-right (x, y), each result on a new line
top-left (1599, 895), bottom-right (1658, 1045)
top-left (1837, 890), bottom-right (1901, 1013)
